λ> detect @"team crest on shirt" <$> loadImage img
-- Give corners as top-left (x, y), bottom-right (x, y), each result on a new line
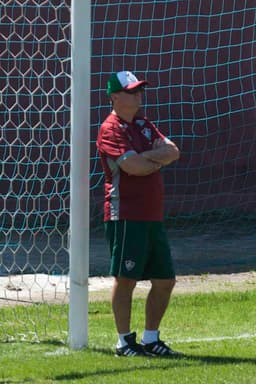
top-left (125, 260), bottom-right (135, 271)
top-left (141, 127), bottom-right (152, 141)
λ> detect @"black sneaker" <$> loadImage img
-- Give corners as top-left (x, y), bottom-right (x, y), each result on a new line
top-left (142, 332), bottom-right (183, 357)
top-left (116, 332), bottom-right (146, 357)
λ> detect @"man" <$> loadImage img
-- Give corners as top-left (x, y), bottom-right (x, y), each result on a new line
top-left (96, 71), bottom-right (180, 357)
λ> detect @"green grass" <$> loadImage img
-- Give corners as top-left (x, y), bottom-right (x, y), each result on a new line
top-left (0, 290), bottom-right (256, 383)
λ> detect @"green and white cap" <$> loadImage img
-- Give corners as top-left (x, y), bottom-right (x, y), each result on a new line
top-left (107, 71), bottom-right (148, 96)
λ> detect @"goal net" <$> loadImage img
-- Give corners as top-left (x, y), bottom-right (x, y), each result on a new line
top-left (0, 0), bottom-right (71, 342)
top-left (0, 0), bottom-right (255, 342)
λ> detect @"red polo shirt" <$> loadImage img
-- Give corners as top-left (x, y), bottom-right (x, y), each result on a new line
top-left (96, 113), bottom-right (165, 221)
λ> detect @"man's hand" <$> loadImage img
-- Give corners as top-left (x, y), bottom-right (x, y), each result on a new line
top-left (142, 137), bottom-right (180, 166)
top-left (153, 138), bottom-right (166, 149)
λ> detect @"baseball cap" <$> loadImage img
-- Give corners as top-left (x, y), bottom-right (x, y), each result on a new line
top-left (107, 71), bottom-right (148, 96)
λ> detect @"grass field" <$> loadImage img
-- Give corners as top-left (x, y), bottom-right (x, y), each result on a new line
top-left (0, 289), bottom-right (255, 383)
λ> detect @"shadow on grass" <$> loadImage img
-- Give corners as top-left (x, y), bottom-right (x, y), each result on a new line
top-left (50, 349), bottom-right (256, 381)
top-left (0, 351), bottom-right (255, 383)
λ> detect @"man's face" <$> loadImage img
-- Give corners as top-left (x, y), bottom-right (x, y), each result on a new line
top-left (112, 87), bottom-right (144, 113)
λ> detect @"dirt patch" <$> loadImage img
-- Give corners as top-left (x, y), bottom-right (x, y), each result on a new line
top-left (88, 271), bottom-right (256, 301)
top-left (0, 272), bottom-right (255, 306)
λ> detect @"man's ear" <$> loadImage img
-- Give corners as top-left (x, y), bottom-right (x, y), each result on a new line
top-left (111, 93), bottom-right (119, 103)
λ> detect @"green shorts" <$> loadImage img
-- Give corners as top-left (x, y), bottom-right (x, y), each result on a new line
top-left (104, 220), bottom-right (176, 280)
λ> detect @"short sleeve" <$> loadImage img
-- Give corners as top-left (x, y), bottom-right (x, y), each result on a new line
top-left (97, 122), bottom-right (134, 161)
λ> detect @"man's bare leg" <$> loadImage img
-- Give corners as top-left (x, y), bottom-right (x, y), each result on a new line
top-left (112, 277), bottom-right (137, 333)
top-left (145, 278), bottom-right (176, 330)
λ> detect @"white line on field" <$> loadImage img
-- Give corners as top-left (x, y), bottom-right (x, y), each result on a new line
top-left (43, 333), bottom-right (256, 356)
top-left (175, 333), bottom-right (256, 344)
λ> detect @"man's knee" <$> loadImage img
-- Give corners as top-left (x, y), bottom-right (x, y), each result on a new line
top-left (113, 277), bottom-right (137, 292)
top-left (150, 278), bottom-right (176, 294)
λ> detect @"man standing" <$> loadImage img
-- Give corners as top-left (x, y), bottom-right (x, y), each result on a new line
top-left (97, 71), bottom-right (181, 357)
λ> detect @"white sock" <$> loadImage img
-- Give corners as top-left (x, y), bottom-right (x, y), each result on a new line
top-left (142, 329), bottom-right (159, 345)
top-left (117, 332), bottom-right (131, 348)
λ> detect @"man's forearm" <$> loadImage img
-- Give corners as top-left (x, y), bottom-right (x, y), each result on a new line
top-left (118, 139), bottom-right (180, 176)
top-left (132, 158), bottom-right (162, 176)
top-left (119, 153), bottom-right (162, 176)
top-left (142, 143), bottom-right (179, 166)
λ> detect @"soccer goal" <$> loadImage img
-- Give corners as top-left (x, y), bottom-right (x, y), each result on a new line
top-left (0, 0), bottom-right (255, 347)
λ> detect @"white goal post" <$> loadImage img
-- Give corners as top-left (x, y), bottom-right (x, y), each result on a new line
top-left (69, 0), bottom-right (91, 349)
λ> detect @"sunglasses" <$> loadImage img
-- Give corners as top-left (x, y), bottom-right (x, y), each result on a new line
top-left (122, 87), bottom-right (145, 95)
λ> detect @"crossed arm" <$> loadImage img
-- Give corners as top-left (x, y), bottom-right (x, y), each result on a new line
top-left (118, 138), bottom-right (180, 176)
